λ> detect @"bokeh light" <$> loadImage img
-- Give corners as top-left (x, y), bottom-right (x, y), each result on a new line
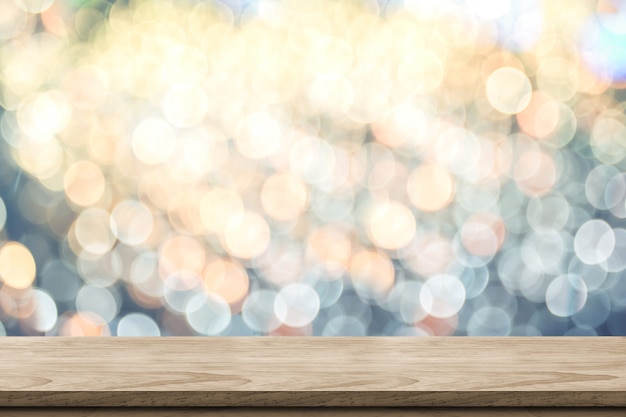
top-left (0, 242), bottom-right (36, 290)
top-left (0, 0), bottom-right (625, 336)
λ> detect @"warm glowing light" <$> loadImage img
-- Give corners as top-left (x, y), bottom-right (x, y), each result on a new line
top-left (223, 211), bottom-right (271, 259)
top-left (0, 242), bottom-right (36, 289)
top-left (308, 75), bottom-right (353, 116)
top-left (110, 200), bottom-right (153, 246)
top-left (407, 163), bottom-right (455, 212)
top-left (261, 172), bottom-right (308, 222)
top-left (199, 188), bottom-right (244, 235)
top-left (466, 0), bottom-right (511, 20)
top-left (306, 227), bottom-right (352, 276)
top-left (349, 249), bottom-right (395, 297)
top-left (461, 213), bottom-right (506, 258)
top-left (485, 67), bottom-right (532, 114)
top-left (132, 117), bottom-right (176, 165)
top-left (371, 103), bottom-right (428, 148)
top-left (404, 232), bottom-right (454, 277)
top-left (235, 112), bottom-right (284, 160)
top-left (13, 0), bottom-right (55, 14)
top-left (516, 92), bottom-right (560, 139)
top-left (63, 66), bottom-right (109, 110)
top-left (17, 90), bottom-right (71, 140)
top-left (74, 209), bottom-right (116, 256)
top-left (159, 235), bottom-right (206, 282)
top-left (514, 150), bottom-right (557, 197)
top-left (0, 0), bottom-right (624, 336)
top-left (16, 139), bottom-right (64, 181)
top-left (162, 83), bottom-right (209, 128)
top-left (61, 312), bottom-right (110, 336)
top-left (367, 200), bottom-right (416, 250)
top-left (63, 160), bottom-right (105, 207)
top-left (397, 50), bottom-right (445, 94)
top-left (203, 259), bottom-right (249, 309)
top-left (536, 57), bottom-right (579, 102)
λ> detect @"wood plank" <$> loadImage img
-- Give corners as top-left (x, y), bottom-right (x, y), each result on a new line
top-left (0, 337), bottom-right (624, 407)
top-left (3, 408), bottom-right (626, 417)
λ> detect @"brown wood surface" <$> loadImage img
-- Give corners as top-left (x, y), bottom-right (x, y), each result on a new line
top-left (0, 337), bottom-right (624, 407)
top-left (2, 408), bottom-right (626, 416)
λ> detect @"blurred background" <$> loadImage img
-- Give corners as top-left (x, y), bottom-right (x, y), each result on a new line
top-left (0, 0), bottom-right (626, 336)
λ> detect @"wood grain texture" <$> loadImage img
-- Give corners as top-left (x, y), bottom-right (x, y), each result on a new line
top-left (0, 337), bottom-right (624, 407)
top-left (3, 408), bottom-right (626, 417)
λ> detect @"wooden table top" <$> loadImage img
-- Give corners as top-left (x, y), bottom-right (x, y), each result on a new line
top-left (0, 337), bottom-right (624, 407)
top-left (4, 408), bottom-right (626, 416)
